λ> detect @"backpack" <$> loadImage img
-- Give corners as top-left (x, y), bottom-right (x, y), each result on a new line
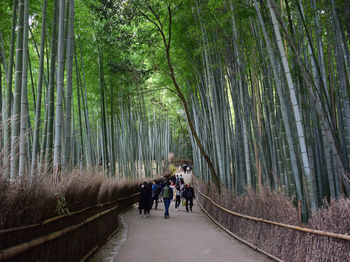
top-left (163, 186), bottom-right (170, 199)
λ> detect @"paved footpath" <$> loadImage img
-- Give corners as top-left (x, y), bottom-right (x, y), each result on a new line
top-left (111, 172), bottom-right (269, 262)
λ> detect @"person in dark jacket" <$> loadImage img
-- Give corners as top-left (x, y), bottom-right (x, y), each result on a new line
top-left (182, 164), bottom-right (187, 174)
top-left (139, 182), bottom-right (151, 217)
top-left (146, 182), bottom-right (152, 213)
top-left (183, 183), bottom-right (195, 212)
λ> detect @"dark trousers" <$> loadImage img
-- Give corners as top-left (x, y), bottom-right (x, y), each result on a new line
top-left (139, 208), bottom-right (147, 215)
top-left (163, 198), bottom-right (171, 217)
top-left (151, 195), bottom-right (158, 209)
top-left (185, 198), bottom-right (193, 212)
top-left (175, 195), bottom-right (181, 208)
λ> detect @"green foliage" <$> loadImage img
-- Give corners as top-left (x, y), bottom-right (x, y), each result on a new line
top-left (169, 164), bottom-right (177, 175)
top-left (55, 194), bottom-right (70, 215)
top-left (0, 1), bottom-right (13, 46)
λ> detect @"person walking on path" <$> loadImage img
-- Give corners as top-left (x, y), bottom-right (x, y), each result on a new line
top-left (182, 164), bottom-right (187, 174)
top-left (162, 181), bottom-right (173, 219)
top-left (170, 181), bottom-right (176, 201)
top-left (183, 183), bottom-right (195, 212)
top-left (180, 174), bottom-right (184, 184)
top-left (174, 185), bottom-right (181, 210)
top-left (151, 180), bottom-right (159, 209)
top-left (147, 182), bottom-right (152, 214)
top-left (139, 182), bottom-right (151, 217)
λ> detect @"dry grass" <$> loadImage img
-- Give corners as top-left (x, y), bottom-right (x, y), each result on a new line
top-left (0, 174), bottom-right (58, 229)
top-left (0, 170), bottom-right (142, 230)
top-left (305, 198), bottom-right (350, 261)
top-left (194, 178), bottom-right (350, 261)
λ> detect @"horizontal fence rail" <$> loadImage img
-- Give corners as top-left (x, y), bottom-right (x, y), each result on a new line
top-left (0, 192), bottom-right (140, 262)
top-left (196, 198), bottom-right (283, 262)
top-left (194, 186), bottom-right (350, 241)
top-left (0, 193), bottom-right (138, 236)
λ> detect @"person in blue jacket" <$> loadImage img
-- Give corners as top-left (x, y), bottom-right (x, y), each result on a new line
top-left (151, 180), bottom-right (159, 209)
top-left (161, 181), bottom-right (173, 219)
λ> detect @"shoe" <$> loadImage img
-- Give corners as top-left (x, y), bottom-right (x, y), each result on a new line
top-left (145, 214), bottom-right (150, 217)
top-left (175, 208), bottom-right (178, 211)
top-left (139, 215), bottom-right (142, 218)
top-left (190, 208), bottom-right (192, 211)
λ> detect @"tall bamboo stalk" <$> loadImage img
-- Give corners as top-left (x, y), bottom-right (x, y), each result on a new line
top-left (53, 0), bottom-right (66, 177)
top-left (18, 0), bottom-right (30, 176)
top-left (45, 0), bottom-right (58, 173)
top-left (63, 0), bottom-right (74, 171)
top-left (10, 0), bottom-right (25, 179)
top-left (254, 0), bottom-right (304, 213)
top-left (97, 45), bottom-right (108, 172)
top-left (31, 0), bottom-right (48, 176)
top-left (3, 0), bottom-right (17, 179)
top-left (267, 0), bottom-right (317, 210)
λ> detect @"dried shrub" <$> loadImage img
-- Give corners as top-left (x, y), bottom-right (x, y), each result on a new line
top-left (60, 171), bottom-right (104, 211)
top-left (98, 179), bottom-right (114, 203)
top-left (0, 175), bottom-right (58, 228)
top-left (305, 198), bottom-right (350, 261)
top-left (193, 178), bottom-right (350, 261)
top-left (0, 125), bottom-right (147, 232)
top-left (0, 170), bottom-right (144, 230)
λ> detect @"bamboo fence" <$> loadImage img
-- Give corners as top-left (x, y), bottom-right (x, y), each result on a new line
top-left (194, 186), bottom-right (350, 241)
top-left (0, 193), bottom-right (140, 261)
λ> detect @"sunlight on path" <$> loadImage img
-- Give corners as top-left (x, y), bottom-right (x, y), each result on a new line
top-left (176, 169), bottom-right (192, 184)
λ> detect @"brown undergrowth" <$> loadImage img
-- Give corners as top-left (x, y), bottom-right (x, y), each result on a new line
top-left (194, 178), bottom-right (350, 261)
top-left (0, 171), bottom-right (142, 230)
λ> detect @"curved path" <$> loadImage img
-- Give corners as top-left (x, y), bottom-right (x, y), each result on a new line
top-left (109, 172), bottom-right (268, 262)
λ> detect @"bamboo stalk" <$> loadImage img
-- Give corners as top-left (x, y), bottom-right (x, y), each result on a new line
top-left (10, 0), bottom-right (25, 179)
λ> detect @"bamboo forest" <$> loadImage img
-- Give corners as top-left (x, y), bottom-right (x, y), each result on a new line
top-left (1, 0), bottom-right (350, 261)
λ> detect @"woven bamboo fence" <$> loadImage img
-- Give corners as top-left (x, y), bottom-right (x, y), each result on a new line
top-left (0, 193), bottom-right (139, 262)
top-left (194, 185), bottom-right (350, 261)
